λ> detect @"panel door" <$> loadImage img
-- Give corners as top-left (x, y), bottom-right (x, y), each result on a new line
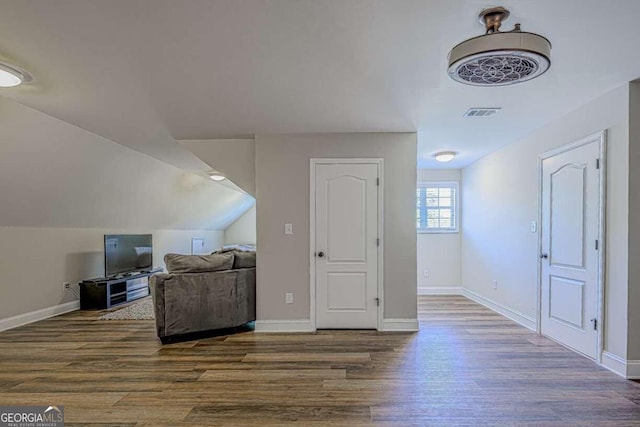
top-left (541, 141), bottom-right (600, 359)
top-left (314, 163), bottom-right (379, 329)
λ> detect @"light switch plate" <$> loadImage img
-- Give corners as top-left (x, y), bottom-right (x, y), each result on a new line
top-left (285, 292), bottom-right (294, 304)
top-left (284, 223), bottom-right (293, 235)
top-left (530, 221), bottom-right (537, 233)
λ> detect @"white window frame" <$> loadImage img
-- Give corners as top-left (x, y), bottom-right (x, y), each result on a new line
top-left (416, 181), bottom-right (459, 234)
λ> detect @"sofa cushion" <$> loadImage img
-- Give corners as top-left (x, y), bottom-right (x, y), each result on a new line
top-left (215, 244), bottom-right (256, 253)
top-left (231, 251), bottom-right (256, 269)
top-left (164, 253), bottom-right (234, 274)
top-left (213, 247), bottom-right (256, 269)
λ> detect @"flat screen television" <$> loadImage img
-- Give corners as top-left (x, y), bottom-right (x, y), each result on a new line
top-left (104, 234), bottom-right (153, 277)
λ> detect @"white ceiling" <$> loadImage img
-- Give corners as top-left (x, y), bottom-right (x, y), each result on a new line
top-left (0, 0), bottom-right (639, 170)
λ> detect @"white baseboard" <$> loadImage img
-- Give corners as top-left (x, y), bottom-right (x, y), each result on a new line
top-left (602, 351), bottom-right (627, 378)
top-left (254, 319), bottom-right (314, 333)
top-left (0, 300), bottom-right (80, 332)
top-left (461, 288), bottom-right (536, 331)
top-left (255, 318), bottom-right (419, 333)
top-left (600, 351), bottom-right (640, 379)
top-left (418, 286), bottom-right (463, 295)
top-left (627, 359), bottom-right (640, 379)
top-left (380, 318), bottom-right (419, 332)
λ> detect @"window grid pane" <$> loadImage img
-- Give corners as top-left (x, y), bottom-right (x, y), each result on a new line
top-left (416, 183), bottom-right (457, 231)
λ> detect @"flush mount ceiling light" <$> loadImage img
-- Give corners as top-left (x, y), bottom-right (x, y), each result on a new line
top-left (0, 62), bottom-right (32, 87)
top-left (448, 7), bottom-right (551, 86)
top-left (208, 172), bottom-right (226, 182)
top-left (434, 151), bottom-right (457, 162)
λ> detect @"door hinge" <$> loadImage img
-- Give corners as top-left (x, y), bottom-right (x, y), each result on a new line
top-left (596, 158), bottom-right (600, 169)
top-left (376, 177), bottom-right (380, 186)
top-left (375, 297), bottom-right (380, 306)
top-left (591, 318), bottom-right (598, 331)
top-left (376, 238), bottom-right (380, 246)
top-left (595, 240), bottom-right (599, 250)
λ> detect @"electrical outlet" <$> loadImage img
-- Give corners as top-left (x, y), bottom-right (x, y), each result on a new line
top-left (423, 270), bottom-right (430, 278)
top-left (285, 292), bottom-right (294, 304)
top-left (62, 282), bottom-right (71, 294)
top-left (284, 223), bottom-right (293, 235)
top-left (492, 280), bottom-right (498, 290)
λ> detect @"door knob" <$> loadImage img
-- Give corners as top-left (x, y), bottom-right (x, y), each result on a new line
top-left (317, 251), bottom-right (325, 258)
top-left (540, 253), bottom-right (549, 259)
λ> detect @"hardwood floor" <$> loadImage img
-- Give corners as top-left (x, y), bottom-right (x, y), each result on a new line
top-left (1, 295), bottom-right (639, 426)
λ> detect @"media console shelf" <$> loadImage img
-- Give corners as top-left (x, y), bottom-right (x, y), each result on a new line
top-left (80, 269), bottom-right (162, 310)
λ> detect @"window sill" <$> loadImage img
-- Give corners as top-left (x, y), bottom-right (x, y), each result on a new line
top-left (417, 229), bottom-right (459, 234)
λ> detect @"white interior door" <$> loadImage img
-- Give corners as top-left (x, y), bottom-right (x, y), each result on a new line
top-left (541, 139), bottom-right (601, 359)
top-left (314, 162), bottom-right (379, 329)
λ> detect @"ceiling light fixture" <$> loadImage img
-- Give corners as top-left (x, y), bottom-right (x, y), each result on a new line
top-left (434, 151), bottom-right (457, 162)
top-left (208, 172), bottom-right (226, 182)
top-left (447, 7), bottom-right (551, 86)
top-left (0, 62), bottom-right (31, 87)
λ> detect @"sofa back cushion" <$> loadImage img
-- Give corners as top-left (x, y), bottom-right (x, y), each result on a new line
top-left (164, 253), bottom-right (234, 274)
top-left (232, 251), bottom-right (256, 269)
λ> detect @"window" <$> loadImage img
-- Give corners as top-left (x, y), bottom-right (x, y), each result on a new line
top-left (417, 182), bottom-right (458, 233)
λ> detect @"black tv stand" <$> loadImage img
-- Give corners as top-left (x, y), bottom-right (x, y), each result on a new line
top-left (80, 268), bottom-right (162, 309)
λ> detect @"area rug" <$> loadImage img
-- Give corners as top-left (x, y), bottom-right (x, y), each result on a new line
top-left (98, 297), bottom-right (155, 320)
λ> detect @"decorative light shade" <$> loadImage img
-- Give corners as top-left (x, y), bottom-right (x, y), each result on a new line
top-left (447, 7), bottom-right (551, 86)
top-left (434, 151), bottom-right (456, 162)
top-left (0, 62), bottom-right (31, 87)
top-left (208, 173), bottom-right (226, 181)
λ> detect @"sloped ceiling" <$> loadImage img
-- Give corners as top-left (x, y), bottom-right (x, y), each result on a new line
top-left (180, 139), bottom-right (256, 197)
top-left (0, 1), bottom-right (639, 170)
top-left (0, 96), bottom-right (254, 230)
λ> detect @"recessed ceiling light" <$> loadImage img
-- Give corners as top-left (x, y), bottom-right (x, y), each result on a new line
top-left (0, 62), bottom-right (31, 87)
top-left (208, 173), bottom-right (226, 181)
top-left (434, 151), bottom-right (456, 162)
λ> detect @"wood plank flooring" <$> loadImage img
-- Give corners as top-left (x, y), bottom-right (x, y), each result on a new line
top-left (1, 295), bottom-right (639, 426)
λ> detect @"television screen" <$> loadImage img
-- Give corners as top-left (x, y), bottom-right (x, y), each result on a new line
top-left (104, 234), bottom-right (153, 277)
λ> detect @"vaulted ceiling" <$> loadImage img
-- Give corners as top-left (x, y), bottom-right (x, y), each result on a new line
top-left (0, 0), bottom-right (639, 170)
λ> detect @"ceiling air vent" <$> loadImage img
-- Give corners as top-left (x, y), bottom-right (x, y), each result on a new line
top-left (464, 107), bottom-right (501, 118)
top-left (448, 7), bottom-right (551, 86)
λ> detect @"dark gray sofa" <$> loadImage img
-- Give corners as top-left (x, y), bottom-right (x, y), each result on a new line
top-left (149, 251), bottom-right (256, 343)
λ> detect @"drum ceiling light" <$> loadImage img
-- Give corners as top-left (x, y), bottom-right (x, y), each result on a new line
top-left (448, 7), bottom-right (551, 86)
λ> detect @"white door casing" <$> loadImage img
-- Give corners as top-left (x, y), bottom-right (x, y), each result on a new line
top-left (311, 159), bottom-right (382, 329)
top-left (539, 133), bottom-right (605, 360)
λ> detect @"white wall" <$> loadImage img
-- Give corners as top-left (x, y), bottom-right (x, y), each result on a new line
top-left (461, 84), bottom-right (630, 359)
top-left (0, 227), bottom-right (223, 321)
top-left (154, 230), bottom-right (224, 257)
top-left (0, 96), bottom-right (252, 324)
top-left (627, 81), bottom-right (640, 361)
top-left (224, 205), bottom-right (257, 245)
top-left (255, 133), bottom-right (417, 322)
top-left (417, 169), bottom-right (461, 293)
